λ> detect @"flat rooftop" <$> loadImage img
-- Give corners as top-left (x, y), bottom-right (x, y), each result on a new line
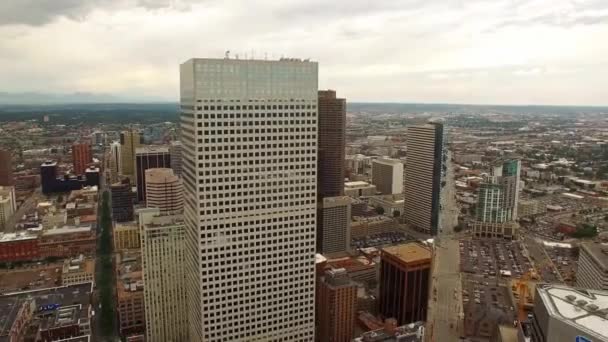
top-left (537, 284), bottom-right (608, 340)
top-left (382, 243), bottom-right (431, 264)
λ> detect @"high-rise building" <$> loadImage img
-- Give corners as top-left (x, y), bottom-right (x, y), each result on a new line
top-left (318, 90), bottom-right (346, 199)
top-left (471, 159), bottom-right (521, 239)
top-left (316, 268), bottom-right (358, 342)
top-left (0, 149), bottom-right (14, 186)
top-left (403, 122), bottom-right (445, 235)
top-left (180, 57), bottom-right (317, 341)
top-left (135, 146), bottom-right (171, 202)
top-left (529, 283), bottom-right (608, 342)
top-left (72, 142), bottom-right (92, 175)
top-left (120, 129), bottom-right (143, 179)
top-left (0, 186), bottom-right (16, 231)
top-left (144, 168), bottom-right (183, 215)
top-left (111, 181), bottom-right (134, 222)
top-left (110, 141), bottom-right (122, 181)
top-left (372, 158), bottom-right (404, 195)
top-left (379, 243), bottom-right (431, 325)
top-left (577, 242), bottom-right (608, 291)
top-left (169, 141), bottom-right (183, 177)
top-left (139, 208), bottom-right (188, 342)
top-left (114, 222), bottom-right (140, 251)
top-left (318, 196), bottom-right (351, 254)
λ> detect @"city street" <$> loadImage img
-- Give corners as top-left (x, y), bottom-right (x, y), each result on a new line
top-left (4, 189), bottom-right (41, 233)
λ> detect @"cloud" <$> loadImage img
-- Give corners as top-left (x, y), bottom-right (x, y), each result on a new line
top-left (0, 0), bottom-right (607, 105)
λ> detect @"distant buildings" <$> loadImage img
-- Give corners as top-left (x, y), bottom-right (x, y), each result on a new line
top-left (180, 57), bottom-right (317, 340)
top-left (139, 208), bottom-right (188, 342)
top-left (318, 90), bottom-right (346, 198)
top-left (518, 199), bottom-right (546, 218)
top-left (144, 168), bottom-right (183, 215)
top-left (380, 243), bottom-right (431, 325)
top-left (318, 196), bottom-right (351, 254)
top-left (577, 242), bottom-right (608, 291)
top-left (404, 122), bottom-right (445, 235)
top-left (169, 140), bottom-right (183, 177)
top-left (135, 146), bottom-right (171, 202)
top-left (372, 158), bottom-right (404, 195)
top-left (529, 284), bottom-right (608, 342)
top-left (0, 149), bottom-right (14, 186)
top-left (120, 129), bottom-right (143, 179)
top-left (40, 161), bottom-right (99, 194)
top-left (71, 142), bottom-right (92, 175)
top-left (316, 268), bottom-right (358, 342)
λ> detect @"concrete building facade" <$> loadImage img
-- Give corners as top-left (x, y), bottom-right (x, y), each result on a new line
top-left (120, 130), bottom-right (143, 179)
top-left (318, 196), bottom-right (351, 254)
top-left (180, 57), bottom-right (317, 341)
top-left (139, 208), bottom-right (188, 342)
top-left (316, 268), bottom-right (358, 342)
top-left (577, 242), bottom-right (608, 291)
top-left (169, 141), bottom-right (183, 177)
top-left (144, 168), bottom-right (183, 215)
top-left (372, 158), bottom-right (404, 195)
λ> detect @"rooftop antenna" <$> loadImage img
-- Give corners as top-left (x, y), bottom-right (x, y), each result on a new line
top-left (225, 50), bottom-right (230, 59)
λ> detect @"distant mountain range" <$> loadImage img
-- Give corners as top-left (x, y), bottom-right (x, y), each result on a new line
top-left (0, 92), bottom-right (168, 105)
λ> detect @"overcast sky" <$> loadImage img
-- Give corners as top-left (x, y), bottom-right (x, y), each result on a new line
top-left (1, 0), bottom-right (607, 105)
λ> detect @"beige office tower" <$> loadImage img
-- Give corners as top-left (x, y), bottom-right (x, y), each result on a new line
top-left (109, 141), bottom-right (121, 183)
top-left (144, 168), bottom-right (183, 215)
top-left (120, 129), bottom-right (142, 179)
top-left (403, 122), bottom-right (445, 235)
top-left (372, 158), bottom-right (404, 195)
top-left (180, 57), bottom-right (317, 341)
top-left (139, 208), bottom-right (188, 342)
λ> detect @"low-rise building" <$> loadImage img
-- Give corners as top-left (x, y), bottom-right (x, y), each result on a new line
top-left (39, 225), bottom-right (96, 258)
top-left (62, 255), bottom-right (95, 286)
top-left (116, 250), bottom-right (145, 337)
top-left (345, 181), bottom-right (377, 198)
top-left (351, 216), bottom-right (400, 239)
top-left (352, 319), bottom-right (425, 342)
top-left (0, 232), bottom-right (40, 262)
top-left (368, 194), bottom-right (405, 217)
top-left (469, 221), bottom-right (519, 240)
top-left (114, 222), bottom-right (140, 251)
top-left (518, 199), bottom-right (547, 217)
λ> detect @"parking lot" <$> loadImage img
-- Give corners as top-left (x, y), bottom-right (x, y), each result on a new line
top-left (0, 264), bottom-right (62, 293)
top-left (460, 239), bottom-right (533, 279)
top-left (351, 231), bottom-right (414, 249)
top-left (544, 243), bottom-right (578, 285)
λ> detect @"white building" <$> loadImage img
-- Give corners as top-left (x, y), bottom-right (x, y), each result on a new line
top-left (140, 208), bottom-right (188, 342)
top-left (372, 158), bottom-right (403, 195)
top-left (577, 242), bottom-right (608, 291)
top-left (180, 57), bottom-right (317, 341)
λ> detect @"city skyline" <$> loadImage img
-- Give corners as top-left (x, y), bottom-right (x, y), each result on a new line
top-left (1, 0), bottom-right (608, 105)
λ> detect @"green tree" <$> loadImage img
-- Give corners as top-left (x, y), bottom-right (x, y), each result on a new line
top-left (393, 210), bottom-right (401, 218)
top-left (375, 206), bottom-right (385, 215)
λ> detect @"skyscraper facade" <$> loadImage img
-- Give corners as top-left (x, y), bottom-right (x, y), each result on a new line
top-left (169, 141), bottom-right (183, 177)
top-left (135, 146), bottom-right (171, 202)
top-left (111, 181), bottom-right (134, 222)
top-left (471, 159), bottom-right (521, 239)
top-left (144, 168), bottom-right (183, 215)
top-left (139, 208), bottom-right (188, 342)
top-left (110, 141), bottom-right (122, 182)
top-left (317, 90), bottom-right (346, 199)
top-left (120, 129), bottom-right (143, 179)
top-left (0, 149), bottom-right (14, 186)
top-left (72, 142), bottom-right (92, 175)
top-left (403, 122), bottom-right (445, 235)
top-left (318, 196), bottom-right (351, 254)
top-left (317, 268), bottom-right (358, 342)
top-left (379, 243), bottom-right (431, 325)
top-left (180, 57), bottom-right (318, 341)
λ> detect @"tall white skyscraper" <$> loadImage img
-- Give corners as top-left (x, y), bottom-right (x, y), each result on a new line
top-left (180, 58), bottom-right (318, 341)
